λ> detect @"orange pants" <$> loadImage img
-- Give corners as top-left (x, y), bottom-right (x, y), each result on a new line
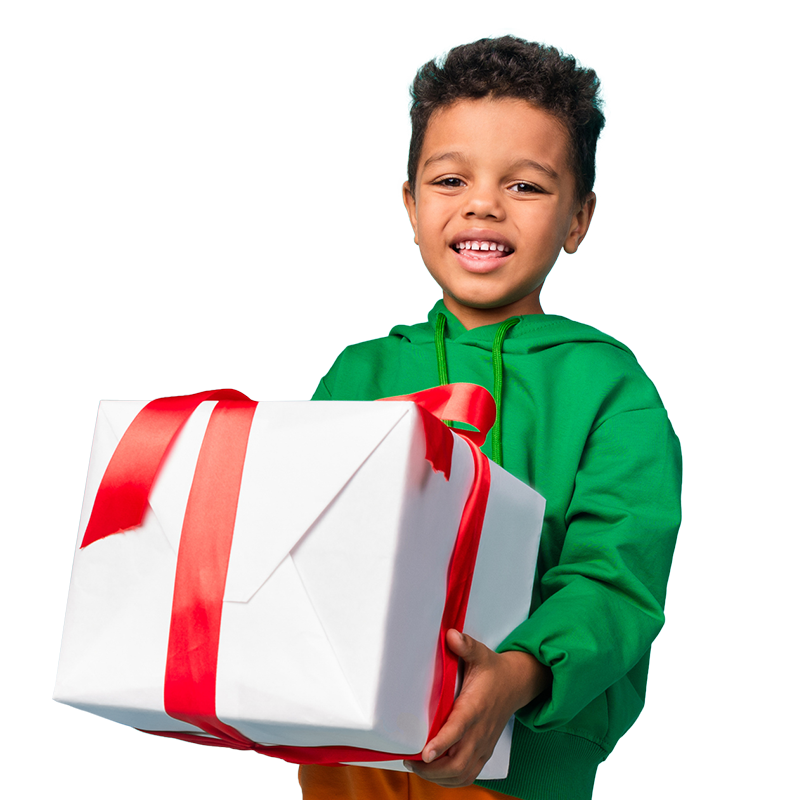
top-left (299, 764), bottom-right (508, 799)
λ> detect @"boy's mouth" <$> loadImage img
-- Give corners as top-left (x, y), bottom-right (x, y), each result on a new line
top-left (451, 239), bottom-right (515, 259)
top-left (450, 236), bottom-right (515, 275)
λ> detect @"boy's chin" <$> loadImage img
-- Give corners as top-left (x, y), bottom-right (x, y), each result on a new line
top-left (443, 287), bottom-right (511, 308)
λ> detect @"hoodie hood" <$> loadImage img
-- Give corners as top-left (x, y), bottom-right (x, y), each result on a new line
top-left (389, 300), bottom-right (635, 467)
top-left (390, 300), bottom-right (634, 358)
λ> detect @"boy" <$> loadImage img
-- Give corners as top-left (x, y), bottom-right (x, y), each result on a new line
top-left (299, 36), bottom-right (681, 800)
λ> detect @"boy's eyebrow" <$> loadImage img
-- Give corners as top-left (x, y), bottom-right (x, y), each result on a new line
top-left (422, 151), bottom-right (559, 180)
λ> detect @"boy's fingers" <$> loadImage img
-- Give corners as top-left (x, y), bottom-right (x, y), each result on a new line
top-left (422, 714), bottom-right (467, 762)
top-left (422, 728), bottom-right (454, 764)
top-left (420, 744), bottom-right (447, 764)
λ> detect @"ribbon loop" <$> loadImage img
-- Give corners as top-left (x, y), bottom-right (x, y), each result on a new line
top-left (380, 383), bottom-right (496, 447)
top-left (81, 389), bottom-right (252, 548)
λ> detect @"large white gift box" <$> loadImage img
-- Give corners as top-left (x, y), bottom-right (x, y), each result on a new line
top-left (54, 389), bottom-right (544, 779)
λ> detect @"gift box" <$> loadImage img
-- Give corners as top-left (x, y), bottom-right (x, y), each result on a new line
top-left (54, 386), bottom-right (545, 779)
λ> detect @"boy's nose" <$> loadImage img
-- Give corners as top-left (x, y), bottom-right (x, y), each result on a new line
top-left (461, 185), bottom-right (505, 220)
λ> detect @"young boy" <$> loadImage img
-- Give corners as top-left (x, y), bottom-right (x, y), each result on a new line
top-left (299, 36), bottom-right (681, 800)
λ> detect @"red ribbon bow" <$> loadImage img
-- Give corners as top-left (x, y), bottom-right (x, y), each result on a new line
top-left (81, 384), bottom-right (495, 764)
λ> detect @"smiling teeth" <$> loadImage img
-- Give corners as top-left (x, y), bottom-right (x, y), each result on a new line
top-left (455, 240), bottom-right (509, 252)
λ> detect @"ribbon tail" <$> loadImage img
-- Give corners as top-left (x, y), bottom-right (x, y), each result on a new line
top-left (425, 435), bottom-right (491, 740)
top-left (378, 383), bottom-right (495, 746)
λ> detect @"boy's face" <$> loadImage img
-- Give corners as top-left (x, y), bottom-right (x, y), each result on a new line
top-left (403, 97), bottom-right (595, 328)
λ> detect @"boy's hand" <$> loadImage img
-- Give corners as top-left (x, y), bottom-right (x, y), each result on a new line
top-left (404, 629), bottom-right (551, 788)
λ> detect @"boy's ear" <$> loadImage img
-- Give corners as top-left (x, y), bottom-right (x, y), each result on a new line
top-left (563, 192), bottom-right (596, 255)
top-left (402, 181), bottom-right (420, 245)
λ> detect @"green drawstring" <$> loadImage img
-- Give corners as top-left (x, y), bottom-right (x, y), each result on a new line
top-left (434, 313), bottom-right (452, 427)
top-left (435, 311), bottom-right (520, 465)
top-left (491, 317), bottom-right (520, 467)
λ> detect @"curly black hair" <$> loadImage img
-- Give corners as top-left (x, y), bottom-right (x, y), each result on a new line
top-left (408, 36), bottom-right (605, 203)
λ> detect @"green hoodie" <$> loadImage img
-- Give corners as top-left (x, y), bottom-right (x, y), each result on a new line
top-left (312, 300), bottom-right (682, 800)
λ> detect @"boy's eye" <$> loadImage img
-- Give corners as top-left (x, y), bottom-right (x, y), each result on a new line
top-left (509, 182), bottom-right (542, 194)
top-left (434, 177), bottom-right (465, 188)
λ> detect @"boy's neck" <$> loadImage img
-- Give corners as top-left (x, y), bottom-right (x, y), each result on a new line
top-left (443, 291), bottom-right (544, 330)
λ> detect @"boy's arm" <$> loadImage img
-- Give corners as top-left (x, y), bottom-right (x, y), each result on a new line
top-left (502, 408), bottom-right (682, 731)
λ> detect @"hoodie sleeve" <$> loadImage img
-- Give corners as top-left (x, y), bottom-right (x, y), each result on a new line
top-left (311, 352), bottom-right (341, 400)
top-left (311, 376), bottom-right (333, 400)
top-left (497, 406), bottom-right (682, 730)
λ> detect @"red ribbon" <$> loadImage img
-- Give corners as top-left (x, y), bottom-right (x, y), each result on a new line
top-left (82, 384), bottom-right (495, 764)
